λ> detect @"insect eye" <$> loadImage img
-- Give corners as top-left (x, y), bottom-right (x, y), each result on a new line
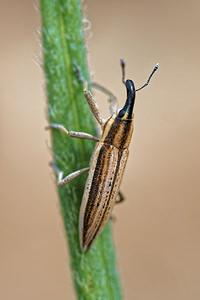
top-left (118, 109), bottom-right (125, 118)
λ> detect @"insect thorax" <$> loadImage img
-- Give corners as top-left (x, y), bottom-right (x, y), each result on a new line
top-left (101, 114), bottom-right (134, 149)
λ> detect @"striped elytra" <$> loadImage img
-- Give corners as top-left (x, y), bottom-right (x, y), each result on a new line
top-left (79, 109), bottom-right (134, 251)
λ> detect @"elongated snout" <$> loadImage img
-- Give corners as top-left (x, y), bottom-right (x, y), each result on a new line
top-left (118, 79), bottom-right (135, 120)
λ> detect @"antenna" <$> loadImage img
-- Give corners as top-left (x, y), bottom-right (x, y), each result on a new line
top-left (120, 59), bottom-right (126, 85)
top-left (136, 63), bottom-right (159, 91)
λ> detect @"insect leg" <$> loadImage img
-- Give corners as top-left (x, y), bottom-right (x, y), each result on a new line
top-left (91, 82), bottom-right (118, 115)
top-left (73, 61), bottom-right (118, 115)
top-left (115, 190), bottom-right (125, 204)
top-left (73, 61), bottom-right (85, 84)
top-left (83, 89), bottom-right (105, 126)
top-left (110, 191), bottom-right (125, 222)
top-left (73, 62), bottom-right (103, 125)
top-left (50, 162), bottom-right (89, 187)
top-left (110, 214), bottom-right (116, 222)
top-left (46, 123), bottom-right (99, 142)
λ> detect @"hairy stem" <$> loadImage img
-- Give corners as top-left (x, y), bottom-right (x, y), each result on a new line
top-left (40, 0), bottom-right (122, 299)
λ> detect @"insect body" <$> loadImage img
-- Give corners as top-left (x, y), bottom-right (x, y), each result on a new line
top-left (48, 60), bottom-right (159, 251)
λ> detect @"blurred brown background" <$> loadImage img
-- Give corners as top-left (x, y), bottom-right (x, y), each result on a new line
top-left (1, 0), bottom-right (200, 299)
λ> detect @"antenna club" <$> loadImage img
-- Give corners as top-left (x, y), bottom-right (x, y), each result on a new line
top-left (120, 59), bottom-right (126, 85)
top-left (120, 59), bottom-right (125, 68)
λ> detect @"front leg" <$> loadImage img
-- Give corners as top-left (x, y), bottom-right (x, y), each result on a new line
top-left (91, 82), bottom-right (118, 115)
top-left (83, 89), bottom-right (105, 127)
top-left (73, 61), bottom-right (118, 120)
top-left (83, 86), bottom-right (118, 125)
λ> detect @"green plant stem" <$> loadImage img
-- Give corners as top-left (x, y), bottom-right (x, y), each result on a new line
top-left (40, 0), bottom-right (122, 299)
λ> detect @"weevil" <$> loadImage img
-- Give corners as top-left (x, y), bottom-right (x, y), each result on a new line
top-left (47, 60), bottom-right (159, 251)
